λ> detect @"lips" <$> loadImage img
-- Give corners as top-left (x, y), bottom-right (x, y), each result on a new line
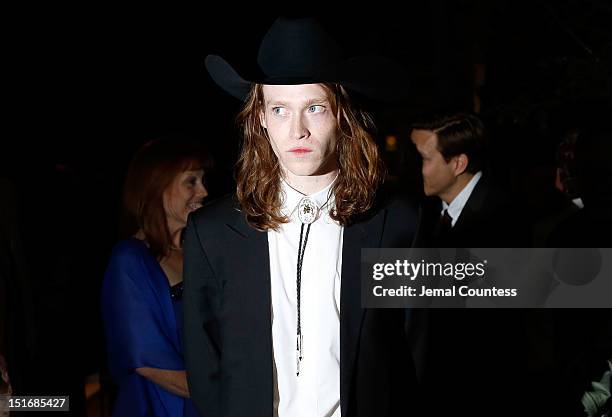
top-left (288, 147), bottom-right (313, 155)
top-left (187, 202), bottom-right (202, 212)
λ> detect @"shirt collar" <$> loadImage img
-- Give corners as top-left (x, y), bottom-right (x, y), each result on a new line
top-left (280, 177), bottom-right (336, 220)
top-left (442, 171), bottom-right (482, 223)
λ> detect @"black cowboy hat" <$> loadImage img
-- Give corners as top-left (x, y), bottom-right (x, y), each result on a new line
top-left (205, 17), bottom-right (410, 101)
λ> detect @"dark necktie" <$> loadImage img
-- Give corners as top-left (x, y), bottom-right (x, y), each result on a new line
top-left (433, 209), bottom-right (453, 239)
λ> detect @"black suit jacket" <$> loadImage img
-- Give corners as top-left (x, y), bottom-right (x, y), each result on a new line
top-left (414, 175), bottom-right (531, 248)
top-left (413, 176), bottom-right (535, 416)
top-left (182, 190), bottom-right (425, 417)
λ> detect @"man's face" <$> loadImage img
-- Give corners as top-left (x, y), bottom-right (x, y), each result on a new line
top-left (261, 84), bottom-right (338, 177)
top-left (411, 129), bottom-right (456, 197)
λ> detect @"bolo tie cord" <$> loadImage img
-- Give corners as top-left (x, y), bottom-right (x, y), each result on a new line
top-left (296, 221), bottom-right (311, 376)
top-left (293, 192), bottom-right (333, 376)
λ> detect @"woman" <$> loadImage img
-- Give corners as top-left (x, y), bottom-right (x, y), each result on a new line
top-left (102, 137), bottom-right (210, 417)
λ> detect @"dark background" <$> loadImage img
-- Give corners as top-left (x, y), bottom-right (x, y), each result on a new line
top-left (5, 3), bottom-right (612, 194)
top-left (2, 2), bottom-right (611, 416)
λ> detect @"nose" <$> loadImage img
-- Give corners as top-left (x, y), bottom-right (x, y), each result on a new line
top-left (196, 183), bottom-right (208, 200)
top-left (290, 113), bottom-right (309, 141)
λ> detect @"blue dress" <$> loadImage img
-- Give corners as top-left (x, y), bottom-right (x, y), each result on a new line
top-left (101, 238), bottom-right (199, 417)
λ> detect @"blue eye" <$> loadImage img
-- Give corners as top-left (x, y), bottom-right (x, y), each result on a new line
top-left (272, 107), bottom-right (287, 116)
top-left (307, 105), bottom-right (324, 113)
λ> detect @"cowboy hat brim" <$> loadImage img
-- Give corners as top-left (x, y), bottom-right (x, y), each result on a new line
top-left (205, 54), bottom-right (410, 102)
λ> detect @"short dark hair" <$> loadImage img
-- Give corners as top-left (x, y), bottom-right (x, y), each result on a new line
top-left (412, 113), bottom-right (487, 174)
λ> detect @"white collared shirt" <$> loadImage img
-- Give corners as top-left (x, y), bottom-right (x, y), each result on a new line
top-left (442, 171), bottom-right (482, 227)
top-left (268, 179), bottom-right (342, 417)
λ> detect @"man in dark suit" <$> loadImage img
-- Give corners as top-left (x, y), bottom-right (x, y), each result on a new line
top-left (410, 113), bottom-right (534, 416)
top-left (411, 113), bottom-right (528, 248)
top-left (183, 18), bottom-right (424, 417)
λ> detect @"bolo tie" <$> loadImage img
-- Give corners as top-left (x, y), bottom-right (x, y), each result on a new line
top-left (294, 193), bottom-right (333, 376)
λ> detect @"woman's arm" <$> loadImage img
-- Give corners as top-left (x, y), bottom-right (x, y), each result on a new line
top-left (135, 367), bottom-right (189, 398)
top-left (102, 245), bottom-right (187, 397)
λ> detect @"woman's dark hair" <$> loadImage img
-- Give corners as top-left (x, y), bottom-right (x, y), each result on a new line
top-left (120, 137), bottom-right (212, 259)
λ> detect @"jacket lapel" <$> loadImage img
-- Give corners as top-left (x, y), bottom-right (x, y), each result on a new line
top-left (452, 177), bottom-right (488, 235)
top-left (340, 208), bottom-right (387, 416)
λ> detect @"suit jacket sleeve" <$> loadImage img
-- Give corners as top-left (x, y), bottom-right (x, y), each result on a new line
top-left (380, 191), bottom-right (429, 383)
top-left (183, 213), bottom-right (222, 417)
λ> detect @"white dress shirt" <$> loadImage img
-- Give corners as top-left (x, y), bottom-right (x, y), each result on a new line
top-left (268, 179), bottom-right (343, 417)
top-left (442, 171), bottom-right (482, 227)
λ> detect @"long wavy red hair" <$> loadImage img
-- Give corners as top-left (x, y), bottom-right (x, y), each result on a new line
top-left (235, 83), bottom-right (385, 231)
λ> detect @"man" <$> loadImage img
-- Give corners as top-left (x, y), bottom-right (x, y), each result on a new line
top-left (410, 113), bottom-right (533, 416)
top-left (411, 113), bottom-right (528, 247)
top-left (183, 18), bottom-right (423, 417)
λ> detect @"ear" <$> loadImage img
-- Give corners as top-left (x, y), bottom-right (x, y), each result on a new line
top-left (453, 154), bottom-right (469, 176)
top-left (555, 168), bottom-right (565, 192)
top-left (259, 110), bottom-right (267, 130)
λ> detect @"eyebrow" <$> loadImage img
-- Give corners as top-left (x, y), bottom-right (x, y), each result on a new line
top-left (305, 97), bottom-right (328, 106)
top-left (265, 97), bottom-right (329, 107)
top-left (183, 170), bottom-right (204, 176)
top-left (266, 100), bottom-right (288, 107)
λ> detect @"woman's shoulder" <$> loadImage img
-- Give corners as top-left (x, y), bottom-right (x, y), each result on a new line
top-left (111, 237), bottom-right (149, 256)
top-left (107, 238), bottom-right (153, 270)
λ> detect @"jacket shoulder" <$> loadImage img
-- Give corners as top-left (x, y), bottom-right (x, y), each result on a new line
top-left (375, 182), bottom-right (420, 220)
top-left (189, 194), bottom-right (241, 229)
top-left (374, 183), bottom-right (421, 246)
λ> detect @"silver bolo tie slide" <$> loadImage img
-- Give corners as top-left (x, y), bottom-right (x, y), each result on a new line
top-left (297, 196), bottom-right (318, 224)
